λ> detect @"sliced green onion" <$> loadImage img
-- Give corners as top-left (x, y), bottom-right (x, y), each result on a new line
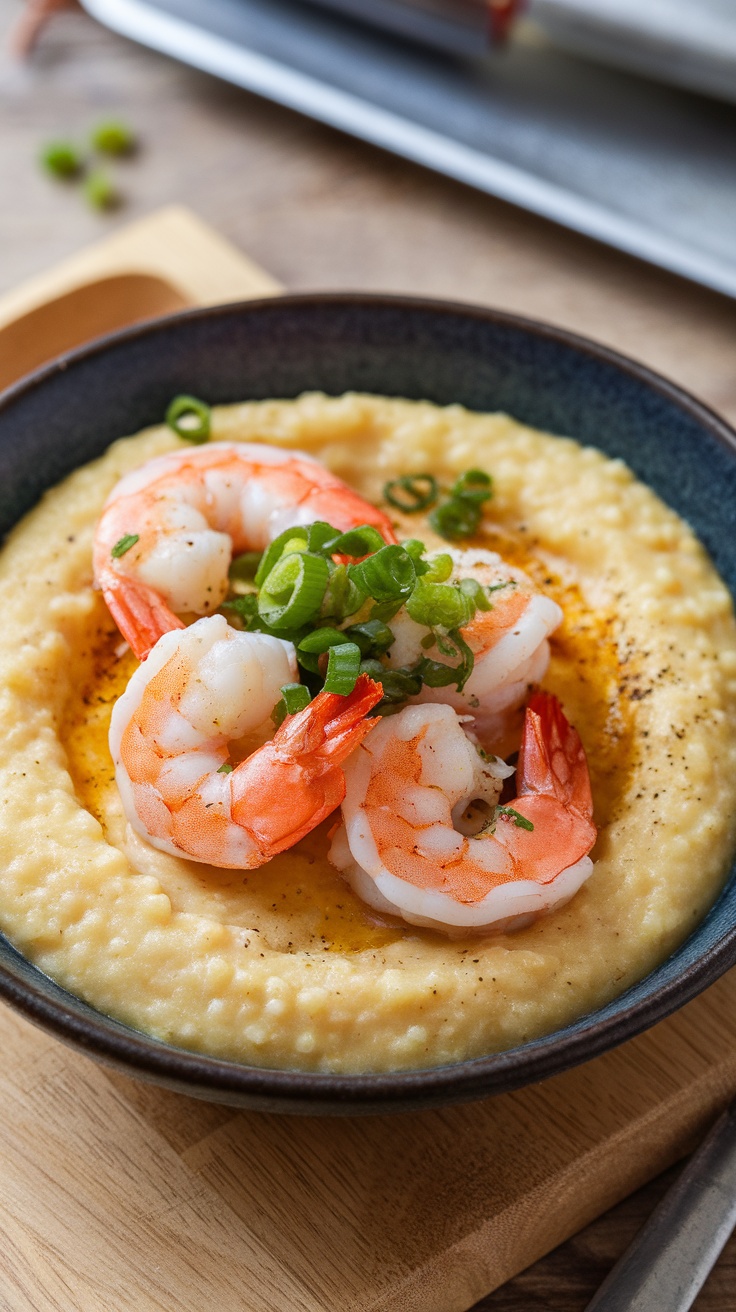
top-left (348, 544), bottom-right (416, 603)
top-left (406, 580), bottom-right (475, 631)
top-left (111, 533), bottom-right (139, 559)
top-left (359, 660), bottom-right (422, 705)
top-left (323, 643), bottom-right (362, 696)
top-left (415, 628), bottom-right (475, 692)
top-left (254, 527), bottom-right (309, 587)
top-left (384, 474), bottom-right (438, 512)
top-left (423, 553), bottom-right (453, 584)
top-left (298, 627), bottom-right (346, 654)
top-left (452, 469), bottom-right (492, 502)
top-left (40, 140), bottom-right (83, 179)
top-left (229, 551), bottom-right (262, 583)
top-left (320, 562), bottom-right (366, 622)
top-left (369, 598), bottom-right (406, 624)
top-left (328, 524), bottom-right (386, 559)
top-left (429, 468), bottom-right (493, 541)
top-left (165, 394), bottom-right (211, 444)
top-left (496, 806), bottom-right (534, 832)
top-left (222, 594), bottom-right (258, 624)
top-left (91, 119), bottom-right (136, 155)
top-left (416, 658), bottom-right (460, 688)
top-left (217, 762), bottom-right (233, 774)
top-left (297, 626), bottom-right (346, 671)
top-left (343, 619), bottom-right (395, 655)
top-left (400, 539), bottom-right (431, 576)
top-left (449, 629), bottom-right (474, 692)
top-left (271, 682), bottom-right (312, 727)
top-left (258, 552), bottom-right (329, 630)
top-left (429, 499), bottom-right (482, 541)
top-left (84, 169), bottom-right (120, 211)
top-left (459, 577), bottom-right (492, 611)
top-left (306, 521), bottom-right (341, 554)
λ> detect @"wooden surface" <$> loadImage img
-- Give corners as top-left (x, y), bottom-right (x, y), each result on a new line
top-left (2, 4), bottom-right (736, 1308)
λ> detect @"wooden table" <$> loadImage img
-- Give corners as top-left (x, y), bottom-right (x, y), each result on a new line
top-left (2, 2), bottom-right (736, 1306)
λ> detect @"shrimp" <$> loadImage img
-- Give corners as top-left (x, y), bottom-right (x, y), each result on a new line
top-left (329, 691), bottom-right (596, 936)
top-left (109, 614), bottom-right (382, 868)
top-left (94, 442), bottom-right (397, 660)
top-left (386, 548), bottom-right (562, 746)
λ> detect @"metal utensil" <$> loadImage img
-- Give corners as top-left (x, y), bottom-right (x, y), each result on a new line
top-left (586, 1100), bottom-right (736, 1311)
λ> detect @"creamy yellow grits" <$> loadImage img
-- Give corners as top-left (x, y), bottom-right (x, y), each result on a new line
top-left (0, 392), bottom-right (735, 1073)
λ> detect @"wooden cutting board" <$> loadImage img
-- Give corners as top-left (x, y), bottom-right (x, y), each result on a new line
top-left (1, 206), bottom-right (735, 1312)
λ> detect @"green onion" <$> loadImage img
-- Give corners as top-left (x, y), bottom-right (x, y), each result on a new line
top-left (84, 170), bottom-right (120, 212)
top-left (111, 533), bottom-right (139, 558)
top-left (165, 394), bottom-right (211, 444)
top-left (323, 643), bottom-right (362, 696)
top-left (40, 140), bottom-right (83, 179)
top-left (415, 629), bottom-right (474, 692)
top-left (222, 594), bottom-right (259, 624)
top-left (217, 762), bottom-right (233, 774)
top-left (423, 553), bottom-right (453, 583)
top-left (429, 468), bottom-right (493, 541)
top-left (369, 598), bottom-right (406, 624)
top-left (348, 544), bottom-right (416, 603)
top-left (306, 521), bottom-right (341, 554)
top-left (343, 619), bottom-right (395, 655)
top-left (297, 626), bottom-right (346, 672)
top-left (222, 595), bottom-right (307, 646)
top-left (271, 683), bottom-right (312, 727)
top-left (327, 524), bottom-right (386, 559)
top-left (497, 806), bottom-right (534, 832)
top-left (452, 469), bottom-right (492, 501)
top-left (258, 552), bottom-right (329, 630)
top-left (229, 551), bottom-right (262, 583)
top-left (320, 563), bottom-right (366, 622)
top-left (91, 119), bottom-right (137, 155)
top-left (429, 498), bottom-right (482, 541)
top-left (406, 580), bottom-right (475, 631)
top-left (359, 660), bottom-right (423, 706)
top-left (416, 658), bottom-right (460, 688)
top-left (254, 527), bottom-right (309, 587)
top-left (384, 474), bottom-right (438, 512)
top-left (459, 577), bottom-right (492, 611)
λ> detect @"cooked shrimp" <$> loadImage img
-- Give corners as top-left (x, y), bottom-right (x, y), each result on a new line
top-left (386, 548), bottom-right (562, 745)
top-left (329, 692), bottom-right (596, 935)
top-left (109, 614), bottom-right (382, 868)
top-left (95, 442), bottom-right (397, 660)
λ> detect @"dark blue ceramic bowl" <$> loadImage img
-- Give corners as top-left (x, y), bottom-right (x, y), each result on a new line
top-left (1, 295), bottom-right (735, 1114)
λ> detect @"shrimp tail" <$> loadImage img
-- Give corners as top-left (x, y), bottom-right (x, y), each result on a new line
top-left (518, 691), bottom-right (594, 821)
top-left (100, 572), bottom-right (184, 661)
top-left (231, 675), bottom-right (382, 856)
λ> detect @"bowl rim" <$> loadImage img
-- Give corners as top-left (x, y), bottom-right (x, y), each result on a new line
top-left (2, 290), bottom-right (736, 1111)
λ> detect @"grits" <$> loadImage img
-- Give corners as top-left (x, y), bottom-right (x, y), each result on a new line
top-left (0, 392), bottom-right (735, 1073)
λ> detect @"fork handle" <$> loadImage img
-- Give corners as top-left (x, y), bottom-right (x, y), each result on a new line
top-left (585, 1100), bottom-right (736, 1312)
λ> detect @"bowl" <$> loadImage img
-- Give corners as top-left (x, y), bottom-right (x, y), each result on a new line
top-left (1, 293), bottom-right (735, 1115)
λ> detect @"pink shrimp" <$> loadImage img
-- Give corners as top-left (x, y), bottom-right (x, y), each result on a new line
top-left (386, 548), bottom-right (562, 747)
top-left (94, 442), bottom-right (396, 660)
top-left (329, 691), bottom-right (596, 935)
top-left (109, 615), bottom-right (382, 868)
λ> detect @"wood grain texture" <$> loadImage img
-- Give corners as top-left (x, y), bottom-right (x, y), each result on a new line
top-left (2, 1), bottom-right (736, 1306)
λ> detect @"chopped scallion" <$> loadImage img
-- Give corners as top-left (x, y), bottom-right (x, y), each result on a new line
top-left (258, 552), bottom-right (329, 630)
top-left (384, 474), bottom-right (438, 513)
top-left (496, 806), bottom-right (534, 831)
top-left (271, 682), bottom-right (312, 727)
top-left (165, 394), bottom-right (211, 444)
top-left (323, 642), bottom-right (362, 695)
top-left (348, 544), bottom-right (416, 603)
top-left (111, 533), bottom-right (139, 558)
